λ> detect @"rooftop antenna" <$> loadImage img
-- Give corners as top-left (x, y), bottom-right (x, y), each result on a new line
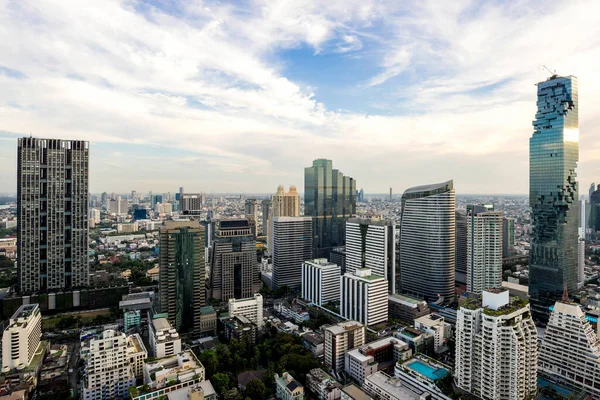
top-left (562, 282), bottom-right (569, 302)
top-left (543, 65), bottom-right (556, 76)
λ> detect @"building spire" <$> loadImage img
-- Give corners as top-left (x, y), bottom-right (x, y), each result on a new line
top-left (562, 282), bottom-right (570, 302)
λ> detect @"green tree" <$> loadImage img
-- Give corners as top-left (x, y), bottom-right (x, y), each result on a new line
top-left (0, 255), bottom-right (14, 269)
top-left (212, 372), bottom-right (230, 395)
top-left (223, 389), bottom-right (243, 400)
top-left (197, 349), bottom-right (219, 378)
top-left (245, 378), bottom-right (267, 400)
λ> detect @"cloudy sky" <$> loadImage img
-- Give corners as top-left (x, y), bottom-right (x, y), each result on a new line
top-left (1, 0), bottom-right (599, 195)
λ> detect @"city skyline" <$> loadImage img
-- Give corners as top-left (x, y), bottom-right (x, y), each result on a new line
top-left (1, 1), bottom-right (600, 194)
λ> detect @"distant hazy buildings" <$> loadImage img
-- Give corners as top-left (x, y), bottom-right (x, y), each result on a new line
top-left (466, 205), bottom-right (503, 294)
top-left (159, 220), bottom-right (205, 333)
top-left (1, 304), bottom-right (41, 371)
top-left (456, 290), bottom-right (538, 400)
top-left (301, 258), bottom-right (341, 306)
top-left (305, 159), bottom-right (356, 258)
top-left (539, 299), bottom-right (600, 398)
top-left (17, 137), bottom-right (89, 294)
top-left (180, 193), bottom-right (204, 214)
top-left (529, 74), bottom-right (579, 321)
top-left (108, 196), bottom-right (128, 215)
top-left (272, 217), bottom-right (313, 290)
top-left (399, 180), bottom-right (455, 303)
top-left (261, 199), bottom-right (271, 236)
top-left (340, 268), bottom-right (388, 327)
top-left (209, 219), bottom-right (258, 301)
top-left (345, 218), bottom-right (396, 293)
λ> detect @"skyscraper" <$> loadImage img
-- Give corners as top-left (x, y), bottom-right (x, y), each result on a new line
top-left (180, 193), bottom-right (204, 214)
top-left (529, 74), bottom-right (579, 321)
top-left (456, 290), bottom-right (538, 400)
top-left (261, 199), bottom-right (271, 236)
top-left (209, 219), bottom-right (258, 301)
top-left (345, 218), bottom-right (396, 293)
top-left (304, 159), bottom-right (356, 258)
top-left (17, 137), bottom-right (89, 294)
top-left (159, 220), bottom-right (206, 333)
top-left (502, 217), bottom-right (515, 258)
top-left (245, 198), bottom-right (259, 237)
top-left (399, 180), bottom-right (455, 303)
top-left (268, 185), bottom-right (301, 252)
top-left (466, 205), bottom-right (503, 294)
top-left (539, 298), bottom-right (600, 398)
top-left (272, 216), bottom-right (313, 290)
top-left (455, 211), bottom-right (467, 285)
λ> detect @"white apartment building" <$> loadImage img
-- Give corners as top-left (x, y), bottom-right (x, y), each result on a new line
top-left (340, 268), bottom-right (388, 326)
top-left (324, 321), bottom-right (365, 372)
top-left (117, 221), bottom-right (139, 234)
top-left (345, 219), bottom-right (396, 293)
top-left (149, 318), bottom-right (182, 359)
top-left (228, 293), bottom-right (264, 329)
top-left (83, 330), bottom-right (136, 400)
top-left (344, 337), bottom-right (411, 385)
top-left (1, 304), bottom-right (42, 371)
top-left (466, 206), bottom-right (503, 293)
top-left (89, 208), bottom-right (101, 224)
top-left (301, 259), bottom-right (341, 306)
top-left (306, 368), bottom-right (342, 400)
top-left (413, 314), bottom-right (451, 353)
top-left (126, 333), bottom-right (148, 381)
top-left (539, 299), bottom-right (600, 398)
top-left (455, 290), bottom-right (538, 400)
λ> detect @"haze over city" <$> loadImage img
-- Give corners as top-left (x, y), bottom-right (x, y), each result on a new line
top-left (1, 0), bottom-right (600, 194)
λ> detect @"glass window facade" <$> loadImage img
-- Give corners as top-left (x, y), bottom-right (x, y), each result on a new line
top-left (529, 75), bottom-right (579, 322)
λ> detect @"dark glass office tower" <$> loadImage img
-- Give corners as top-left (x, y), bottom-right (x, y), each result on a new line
top-left (399, 180), bottom-right (455, 303)
top-left (208, 219), bottom-right (258, 301)
top-left (455, 211), bottom-right (467, 285)
top-left (159, 221), bottom-right (205, 333)
top-left (17, 137), bottom-right (89, 294)
top-left (529, 74), bottom-right (579, 322)
top-left (304, 159), bottom-right (356, 258)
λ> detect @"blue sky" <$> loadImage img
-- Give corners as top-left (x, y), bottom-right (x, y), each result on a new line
top-left (1, 0), bottom-right (600, 195)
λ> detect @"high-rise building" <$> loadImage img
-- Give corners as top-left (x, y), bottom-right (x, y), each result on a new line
top-left (502, 217), bottom-right (515, 258)
top-left (108, 196), bottom-right (128, 215)
top-left (159, 220), bottom-right (206, 333)
top-left (389, 187), bottom-right (392, 202)
top-left (82, 329), bottom-right (136, 400)
top-left (209, 219), bottom-right (258, 301)
top-left (245, 198), bottom-right (259, 237)
top-left (149, 318), bottom-right (182, 358)
top-left (340, 268), bottom-right (388, 327)
top-left (268, 185), bottom-right (300, 252)
top-left (466, 205), bottom-right (503, 294)
top-left (529, 74), bottom-right (579, 322)
top-left (399, 180), bottom-right (455, 303)
top-left (590, 183), bottom-right (596, 200)
top-left (590, 185), bottom-right (600, 234)
top-left (456, 290), bottom-right (538, 400)
top-left (345, 218), bottom-right (396, 293)
top-left (131, 190), bottom-right (138, 204)
top-left (17, 137), bottom-right (89, 294)
top-left (301, 258), bottom-right (341, 306)
top-left (358, 188), bottom-right (364, 203)
top-left (304, 159), bottom-right (356, 258)
top-left (101, 191), bottom-right (108, 207)
top-left (455, 211), bottom-right (467, 285)
top-left (261, 199), bottom-right (271, 236)
top-left (180, 193), bottom-right (204, 214)
top-left (539, 298), bottom-right (600, 398)
top-left (1, 304), bottom-right (42, 372)
top-left (272, 217), bottom-right (313, 290)
top-left (324, 321), bottom-right (366, 372)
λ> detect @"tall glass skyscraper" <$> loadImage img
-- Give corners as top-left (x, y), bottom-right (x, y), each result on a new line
top-left (304, 159), bottom-right (356, 258)
top-left (529, 74), bottom-right (579, 322)
top-left (399, 180), bottom-right (455, 303)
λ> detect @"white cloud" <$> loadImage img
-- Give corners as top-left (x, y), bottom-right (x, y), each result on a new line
top-left (0, 0), bottom-right (598, 194)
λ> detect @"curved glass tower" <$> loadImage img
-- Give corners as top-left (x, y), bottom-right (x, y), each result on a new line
top-left (529, 75), bottom-right (579, 322)
top-left (399, 180), bottom-right (455, 303)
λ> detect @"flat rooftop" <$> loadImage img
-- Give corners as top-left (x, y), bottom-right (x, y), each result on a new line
top-left (152, 317), bottom-right (173, 332)
top-left (389, 293), bottom-right (427, 306)
top-left (342, 384), bottom-right (372, 400)
top-left (365, 372), bottom-right (418, 400)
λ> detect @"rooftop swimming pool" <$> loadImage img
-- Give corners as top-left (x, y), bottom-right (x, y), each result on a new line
top-left (406, 360), bottom-right (448, 381)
